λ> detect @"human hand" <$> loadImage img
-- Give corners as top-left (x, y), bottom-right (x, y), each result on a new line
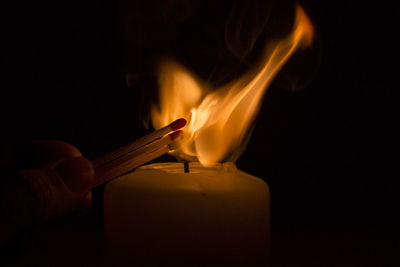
top-left (0, 140), bottom-right (94, 246)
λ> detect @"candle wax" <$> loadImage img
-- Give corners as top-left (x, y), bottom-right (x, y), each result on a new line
top-left (104, 162), bottom-right (270, 265)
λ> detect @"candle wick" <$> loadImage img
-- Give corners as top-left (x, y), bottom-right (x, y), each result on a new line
top-left (184, 162), bottom-right (189, 173)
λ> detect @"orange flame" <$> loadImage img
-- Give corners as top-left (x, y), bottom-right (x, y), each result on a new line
top-left (151, 5), bottom-right (314, 166)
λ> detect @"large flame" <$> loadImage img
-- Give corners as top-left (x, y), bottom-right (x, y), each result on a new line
top-left (151, 5), bottom-right (314, 166)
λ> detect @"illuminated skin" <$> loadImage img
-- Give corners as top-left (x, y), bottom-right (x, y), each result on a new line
top-left (0, 140), bottom-right (94, 247)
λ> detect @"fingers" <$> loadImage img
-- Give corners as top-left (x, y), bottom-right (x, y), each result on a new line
top-left (10, 140), bottom-right (82, 170)
top-left (16, 139), bottom-right (94, 209)
top-left (27, 140), bottom-right (94, 201)
top-left (54, 156), bottom-right (94, 192)
top-left (30, 140), bottom-right (82, 167)
top-left (0, 140), bottom-right (94, 246)
top-left (16, 166), bottom-right (93, 222)
top-left (80, 192), bottom-right (93, 215)
top-left (13, 142), bottom-right (93, 221)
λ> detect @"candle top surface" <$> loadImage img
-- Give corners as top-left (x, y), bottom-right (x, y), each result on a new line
top-left (105, 162), bottom-right (269, 200)
top-left (138, 162), bottom-right (236, 174)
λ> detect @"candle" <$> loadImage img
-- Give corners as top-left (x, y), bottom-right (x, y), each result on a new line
top-left (104, 162), bottom-right (270, 265)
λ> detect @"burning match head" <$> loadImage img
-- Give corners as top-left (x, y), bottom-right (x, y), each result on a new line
top-left (168, 130), bottom-right (184, 150)
top-left (170, 118), bottom-right (187, 131)
top-left (169, 130), bottom-right (184, 141)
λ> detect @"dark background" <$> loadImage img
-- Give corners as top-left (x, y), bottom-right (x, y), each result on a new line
top-left (2, 0), bottom-right (399, 265)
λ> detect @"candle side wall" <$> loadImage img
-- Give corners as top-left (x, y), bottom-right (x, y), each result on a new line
top-left (104, 163), bottom-right (270, 265)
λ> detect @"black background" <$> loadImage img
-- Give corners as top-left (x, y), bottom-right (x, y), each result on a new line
top-left (2, 0), bottom-right (399, 265)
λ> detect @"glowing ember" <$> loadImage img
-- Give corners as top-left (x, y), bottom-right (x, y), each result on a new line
top-left (151, 5), bottom-right (314, 166)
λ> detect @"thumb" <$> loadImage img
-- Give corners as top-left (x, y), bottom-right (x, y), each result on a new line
top-left (0, 144), bottom-right (94, 246)
top-left (15, 157), bottom-right (93, 224)
top-left (54, 156), bottom-right (94, 193)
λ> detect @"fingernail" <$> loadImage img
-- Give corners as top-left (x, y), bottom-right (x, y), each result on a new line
top-left (55, 157), bottom-right (94, 192)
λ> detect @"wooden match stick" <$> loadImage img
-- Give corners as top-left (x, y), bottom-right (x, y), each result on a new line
top-left (92, 119), bottom-right (186, 187)
top-left (92, 118), bottom-right (186, 168)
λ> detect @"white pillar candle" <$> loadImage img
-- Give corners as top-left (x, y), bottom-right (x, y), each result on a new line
top-left (104, 162), bottom-right (270, 266)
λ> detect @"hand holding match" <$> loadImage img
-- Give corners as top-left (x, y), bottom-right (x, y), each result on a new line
top-left (92, 118), bottom-right (186, 187)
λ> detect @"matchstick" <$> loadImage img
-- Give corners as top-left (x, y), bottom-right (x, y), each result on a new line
top-left (92, 128), bottom-right (184, 187)
top-left (92, 118), bottom-right (186, 168)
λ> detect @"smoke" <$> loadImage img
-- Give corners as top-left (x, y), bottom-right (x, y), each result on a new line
top-left (120, 0), bottom-right (319, 130)
top-left (225, 0), bottom-right (273, 61)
